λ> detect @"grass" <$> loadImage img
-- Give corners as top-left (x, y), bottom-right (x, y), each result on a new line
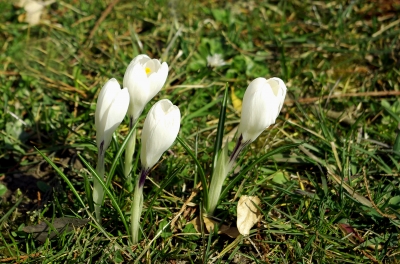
top-left (1, 0), bottom-right (400, 263)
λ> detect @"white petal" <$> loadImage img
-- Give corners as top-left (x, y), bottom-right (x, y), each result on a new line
top-left (237, 77), bottom-right (286, 143)
top-left (140, 99), bottom-right (180, 169)
top-left (128, 54), bottom-right (150, 67)
top-left (123, 62), bottom-right (151, 121)
top-left (267, 77), bottom-right (287, 117)
top-left (102, 88), bottom-right (130, 150)
top-left (95, 78), bottom-right (121, 147)
top-left (147, 62), bottom-right (168, 99)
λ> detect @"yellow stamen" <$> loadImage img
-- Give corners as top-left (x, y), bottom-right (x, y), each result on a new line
top-left (145, 67), bottom-right (151, 75)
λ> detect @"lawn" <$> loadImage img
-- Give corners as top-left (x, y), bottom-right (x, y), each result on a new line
top-left (1, 0), bottom-right (400, 263)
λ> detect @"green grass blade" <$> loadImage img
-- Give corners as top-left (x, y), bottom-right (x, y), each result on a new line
top-left (0, 195), bottom-right (23, 227)
top-left (212, 83), bottom-right (229, 171)
top-left (220, 143), bottom-right (299, 200)
top-left (382, 104), bottom-right (400, 124)
top-left (176, 136), bottom-right (208, 205)
top-left (394, 130), bottom-right (400, 153)
top-left (143, 164), bottom-right (184, 220)
top-left (182, 99), bottom-right (220, 121)
top-left (35, 147), bottom-right (85, 208)
top-left (107, 122), bottom-right (138, 190)
top-left (83, 171), bottom-right (94, 213)
top-left (78, 153), bottom-right (130, 235)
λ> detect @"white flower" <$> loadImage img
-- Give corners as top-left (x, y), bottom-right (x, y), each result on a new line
top-left (237, 77), bottom-right (287, 145)
top-left (95, 78), bottom-right (130, 152)
top-left (16, 0), bottom-right (55, 26)
top-left (140, 99), bottom-right (181, 172)
top-left (207, 54), bottom-right (226, 67)
top-left (123, 54), bottom-right (168, 123)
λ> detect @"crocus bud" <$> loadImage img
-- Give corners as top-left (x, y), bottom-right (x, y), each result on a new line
top-left (237, 77), bottom-right (287, 145)
top-left (123, 54), bottom-right (168, 124)
top-left (95, 78), bottom-right (130, 153)
top-left (139, 99), bottom-right (180, 185)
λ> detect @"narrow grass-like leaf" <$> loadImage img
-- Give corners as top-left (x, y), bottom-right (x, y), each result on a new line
top-left (35, 147), bottom-right (85, 208)
top-left (144, 164), bottom-right (184, 221)
top-left (83, 172), bottom-right (94, 213)
top-left (0, 195), bottom-right (23, 227)
top-left (394, 131), bottom-right (400, 153)
top-left (352, 146), bottom-right (392, 174)
top-left (220, 143), bottom-right (298, 200)
top-left (182, 99), bottom-right (220, 121)
top-left (382, 104), bottom-right (400, 124)
top-left (112, 133), bottom-right (123, 175)
top-left (108, 123), bottom-right (138, 189)
top-left (78, 153), bottom-right (130, 235)
top-left (212, 83), bottom-right (229, 171)
top-left (177, 136), bottom-right (208, 205)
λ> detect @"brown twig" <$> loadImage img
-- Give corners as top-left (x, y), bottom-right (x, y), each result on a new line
top-left (363, 167), bottom-right (396, 219)
top-left (86, 0), bottom-right (120, 43)
top-left (361, 250), bottom-right (380, 264)
top-left (0, 71), bottom-right (19, 76)
top-left (0, 253), bottom-right (40, 263)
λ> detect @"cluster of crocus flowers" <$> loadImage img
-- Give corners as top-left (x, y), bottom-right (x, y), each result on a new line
top-left (93, 54), bottom-right (179, 244)
top-left (207, 77), bottom-right (287, 215)
top-left (92, 52), bottom-right (286, 243)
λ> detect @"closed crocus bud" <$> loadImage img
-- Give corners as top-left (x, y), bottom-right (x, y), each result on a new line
top-left (139, 99), bottom-right (180, 185)
top-left (237, 77), bottom-right (287, 145)
top-left (95, 78), bottom-right (130, 153)
top-left (123, 54), bottom-right (168, 124)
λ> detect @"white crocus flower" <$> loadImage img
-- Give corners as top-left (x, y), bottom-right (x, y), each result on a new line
top-left (93, 78), bottom-right (129, 222)
top-left (95, 78), bottom-right (130, 153)
top-left (207, 77), bottom-right (286, 215)
top-left (140, 99), bottom-right (181, 176)
top-left (131, 99), bottom-right (180, 244)
top-left (123, 54), bottom-right (169, 124)
top-left (237, 77), bottom-right (287, 146)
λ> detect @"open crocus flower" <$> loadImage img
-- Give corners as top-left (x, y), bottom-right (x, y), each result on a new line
top-left (237, 77), bottom-right (287, 146)
top-left (95, 78), bottom-right (130, 154)
top-left (123, 54), bottom-right (168, 125)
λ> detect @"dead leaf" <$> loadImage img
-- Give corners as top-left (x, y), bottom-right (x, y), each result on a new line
top-left (23, 217), bottom-right (89, 242)
top-left (237, 195), bottom-right (261, 236)
top-left (338, 223), bottom-right (365, 244)
top-left (190, 216), bottom-right (240, 238)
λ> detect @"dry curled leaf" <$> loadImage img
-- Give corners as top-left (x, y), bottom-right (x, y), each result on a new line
top-left (237, 195), bottom-right (261, 236)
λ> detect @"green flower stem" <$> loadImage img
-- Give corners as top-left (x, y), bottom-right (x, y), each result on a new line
top-left (93, 150), bottom-right (105, 223)
top-left (131, 173), bottom-right (144, 244)
top-left (124, 128), bottom-right (137, 192)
